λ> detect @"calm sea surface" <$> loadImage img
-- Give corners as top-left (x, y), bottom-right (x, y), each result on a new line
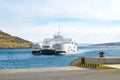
top-left (0, 46), bottom-right (120, 69)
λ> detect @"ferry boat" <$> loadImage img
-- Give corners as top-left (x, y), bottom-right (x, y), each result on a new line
top-left (32, 27), bottom-right (78, 55)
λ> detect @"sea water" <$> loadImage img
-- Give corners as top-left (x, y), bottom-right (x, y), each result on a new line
top-left (0, 46), bottom-right (120, 69)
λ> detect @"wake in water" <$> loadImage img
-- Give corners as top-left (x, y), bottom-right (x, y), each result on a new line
top-left (60, 48), bottom-right (93, 55)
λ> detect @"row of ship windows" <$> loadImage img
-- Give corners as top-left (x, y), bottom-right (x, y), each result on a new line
top-left (67, 49), bottom-right (76, 52)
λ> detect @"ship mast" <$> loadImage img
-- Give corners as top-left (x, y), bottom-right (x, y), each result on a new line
top-left (54, 24), bottom-right (63, 39)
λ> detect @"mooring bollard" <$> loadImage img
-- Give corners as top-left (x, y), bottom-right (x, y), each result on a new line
top-left (81, 57), bottom-right (85, 64)
top-left (99, 51), bottom-right (105, 57)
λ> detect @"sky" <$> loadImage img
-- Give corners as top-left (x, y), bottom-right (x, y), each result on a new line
top-left (0, 0), bottom-right (120, 44)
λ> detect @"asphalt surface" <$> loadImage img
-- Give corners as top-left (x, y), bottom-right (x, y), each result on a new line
top-left (0, 68), bottom-right (120, 80)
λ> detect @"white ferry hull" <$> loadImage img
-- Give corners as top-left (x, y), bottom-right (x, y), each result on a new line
top-left (32, 28), bottom-right (78, 55)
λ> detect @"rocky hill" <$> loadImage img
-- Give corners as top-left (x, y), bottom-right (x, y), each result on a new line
top-left (0, 30), bottom-right (32, 48)
top-left (91, 42), bottom-right (120, 46)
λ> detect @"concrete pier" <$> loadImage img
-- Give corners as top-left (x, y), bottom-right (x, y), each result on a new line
top-left (0, 57), bottom-right (120, 80)
top-left (0, 67), bottom-right (120, 80)
top-left (70, 57), bottom-right (120, 69)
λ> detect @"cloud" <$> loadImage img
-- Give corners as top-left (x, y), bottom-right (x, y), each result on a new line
top-left (1, 22), bottom-right (120, 43)
top-left (0, 0), bottom-right (120, 43)
top-left (1, 0), bottom-right (120, 20)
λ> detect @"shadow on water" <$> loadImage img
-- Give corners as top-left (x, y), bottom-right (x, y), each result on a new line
top-left (32, 53), bottom-right (64, 56)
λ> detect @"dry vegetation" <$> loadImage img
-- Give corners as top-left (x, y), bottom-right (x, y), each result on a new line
top-left (0, 30), bottom-right (32, 48)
